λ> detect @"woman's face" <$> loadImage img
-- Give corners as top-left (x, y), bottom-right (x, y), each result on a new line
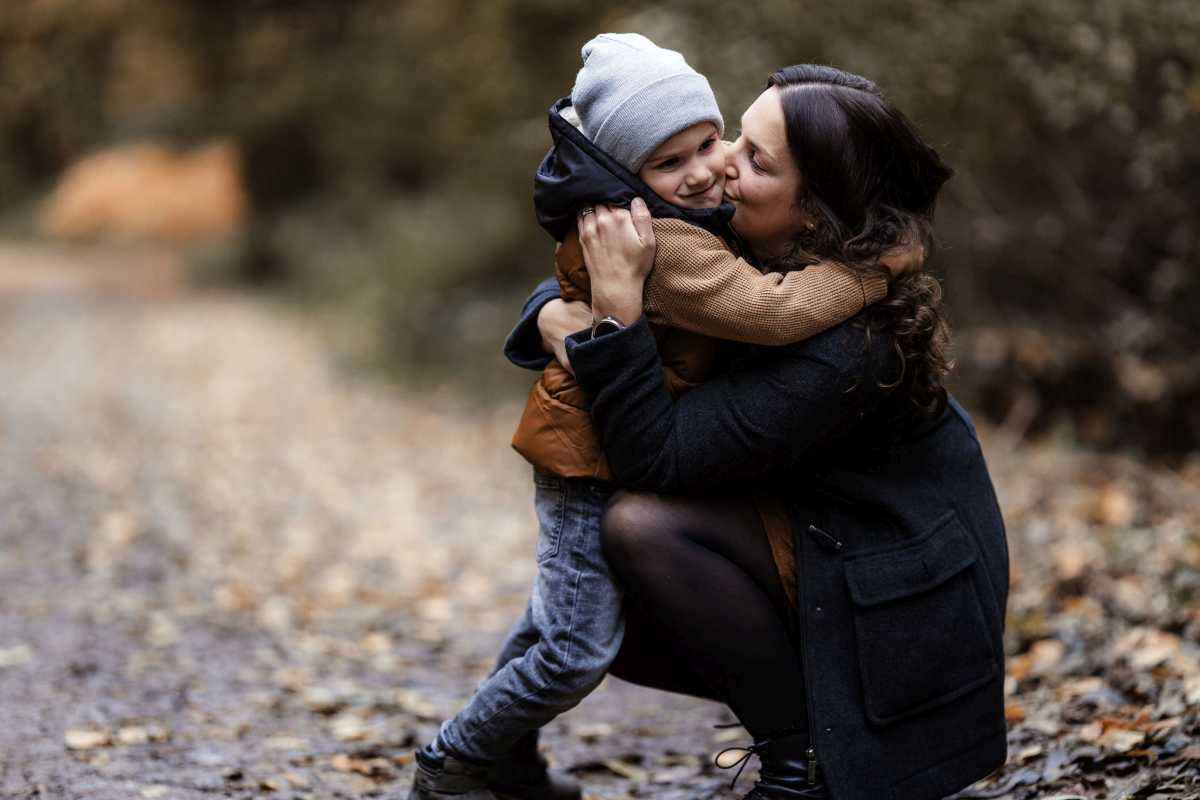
top-left (723, 87), bottom-right (807, 259)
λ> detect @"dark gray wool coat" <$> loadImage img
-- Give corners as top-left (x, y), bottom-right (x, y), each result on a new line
top-left (505, 279), bottom-right (1010, 800)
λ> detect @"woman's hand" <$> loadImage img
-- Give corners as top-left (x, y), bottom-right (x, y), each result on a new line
top-left (878, 231), bottom-right (926, 279)
top-left (577, 198), bottom-right (656, 324)
top-left (536, 298), bottom-right (592, 373)
top-left (878, 240), bottom-right (925, 278)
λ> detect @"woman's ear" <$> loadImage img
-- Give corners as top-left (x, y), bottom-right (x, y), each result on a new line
top-left (791, 204), bottom-right (816, 232)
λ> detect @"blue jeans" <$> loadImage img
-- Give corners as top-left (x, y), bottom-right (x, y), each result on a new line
top-left (437, 470), bottom-right (624, 763)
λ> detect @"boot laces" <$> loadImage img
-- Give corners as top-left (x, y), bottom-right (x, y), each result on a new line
top-left (712, 723), bottom-right (808, 791)
top-left (714, 738), bottom-right (769, 790)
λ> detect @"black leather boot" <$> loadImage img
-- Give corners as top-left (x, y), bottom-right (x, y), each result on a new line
top-left (407, 743), bottom-right (501, 799)
top-left (716, 728), bottom-right (829, 799)
top-left (488, 731), bottom-right (581, 800)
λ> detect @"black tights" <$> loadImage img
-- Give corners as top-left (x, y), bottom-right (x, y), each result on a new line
top-left (601, 491), bottom-right (810, 744)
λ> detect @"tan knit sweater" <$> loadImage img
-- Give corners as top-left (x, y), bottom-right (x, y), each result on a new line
top-left (644, 218), bottom-right (884, 344)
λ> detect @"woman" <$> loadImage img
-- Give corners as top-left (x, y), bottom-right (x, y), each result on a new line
top-left (509, 65), bottom-right (1009, 799)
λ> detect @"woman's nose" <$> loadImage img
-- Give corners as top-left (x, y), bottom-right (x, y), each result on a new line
top-left (725, 159), bottom-right (739, 180)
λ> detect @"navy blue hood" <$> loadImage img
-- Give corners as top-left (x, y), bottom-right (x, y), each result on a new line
top-left (533, 97), bottom-right (737, 244)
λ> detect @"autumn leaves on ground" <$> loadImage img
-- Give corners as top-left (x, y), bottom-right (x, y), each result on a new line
top-left (0, 247), bottom-right (1197, 800)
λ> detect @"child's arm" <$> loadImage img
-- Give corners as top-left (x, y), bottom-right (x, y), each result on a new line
top-left (645, 218), bottom-right (889, 346)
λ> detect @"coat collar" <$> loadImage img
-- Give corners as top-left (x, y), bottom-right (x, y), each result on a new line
top-left (533, 97), bottom-right (738, 244)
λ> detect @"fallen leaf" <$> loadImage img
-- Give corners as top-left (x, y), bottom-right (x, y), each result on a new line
top-left (284, 772), bottom-right (311, 788)
top-left (64, 729), bottom-right (111, 750)
top-left (1079, 721), bottom-right (1103, 743)
top-left (712, 727), bottom-right (746, 743)
top-left (572, 722), bottom-right (615, 740)
top-left (1097, 728), bottom-right (1145, 753)
top-left (1182, 674), bottom-right (1200, 705)
top-left (393, 688), bottom-right (438, 720)
top-left (1009, 653), bottom-right (1032, 681)
top-left (331, 713), bottom-right (372, 742)
top-left (1117, 627), bottom-right (1180, 671)
top-left (0, 644), bottom-right (34, 669)
top-left (1092, 482), bottom-right (1136, 527)
top-left (1052, 542), bottom-right (1091, 580)
top-left (264, 735), bottom-right (305, 751)
top-left (603, 759), bottom-right (648, 782)
top-left (1060, 677), bottom-right (1104, 698)
top-left (1029, 638), bottom-right (1066, 675)
top-left (1016, 744), bottom-right (1043, 762)
top-left (116, 726), bottom-right (149, 745)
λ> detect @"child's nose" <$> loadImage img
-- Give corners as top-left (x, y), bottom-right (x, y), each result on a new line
top-left (686, 163), bottom-right (711, 186)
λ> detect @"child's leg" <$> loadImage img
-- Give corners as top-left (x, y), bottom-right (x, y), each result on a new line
top-left (437, 472), bottom-right (622, 764)
top-left (489, 599), bottom-right (539, 674)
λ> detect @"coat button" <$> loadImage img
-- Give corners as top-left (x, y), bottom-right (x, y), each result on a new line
top-left (806, 524), bottom-right (843, 552)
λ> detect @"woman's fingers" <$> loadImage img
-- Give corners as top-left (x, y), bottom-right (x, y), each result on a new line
top-left (630, 198), bottom-right (655, 249)
top-left (576, 202), bottom-right (653, 324)
top-left (579, 203), bottom-right (653, 250)
top-left (577, 205), bottom-right (598, 241)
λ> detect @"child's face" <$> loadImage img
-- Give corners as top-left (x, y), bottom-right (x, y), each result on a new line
top-left (637, 122), bottom-right (726, 209)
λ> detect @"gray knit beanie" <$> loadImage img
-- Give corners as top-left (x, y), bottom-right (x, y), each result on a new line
top-left (571, 33), bottom-right (723, 173)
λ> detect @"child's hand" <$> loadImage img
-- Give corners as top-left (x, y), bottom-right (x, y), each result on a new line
top-left (878, 238), bottom-right (925, 279)
top-left (537, 298), bottom-right (592, 373)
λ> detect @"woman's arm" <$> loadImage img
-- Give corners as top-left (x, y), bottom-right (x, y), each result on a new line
top-left (568, 202), bottom-right (894, 491)
top-left (565, 317), bottom-right (893, 491)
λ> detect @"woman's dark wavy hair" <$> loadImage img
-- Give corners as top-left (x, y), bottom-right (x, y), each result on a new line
top-left (764, 64), bottom-right (954, 416)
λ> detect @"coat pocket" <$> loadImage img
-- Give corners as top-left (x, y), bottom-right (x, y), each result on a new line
top-left (843, 510), bottom-right (998, 727)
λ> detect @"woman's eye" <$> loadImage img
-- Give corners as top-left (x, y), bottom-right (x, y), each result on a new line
top-left (748, 148), bottom-right (765, 173)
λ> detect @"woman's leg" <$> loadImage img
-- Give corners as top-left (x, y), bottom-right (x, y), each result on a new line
top-left (608, 605), bottom-right (723, 702)
top-left (600, 491), bottom-right (809, 742)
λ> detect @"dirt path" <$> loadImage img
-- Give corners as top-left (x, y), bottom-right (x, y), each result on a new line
top-left (0, 243), bottom-right (1196, 800)
top-left (0, 244), bottom-right (739, 799)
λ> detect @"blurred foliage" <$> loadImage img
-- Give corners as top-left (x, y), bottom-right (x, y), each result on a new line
top-left (1, 0), bottom-right (1197, 454)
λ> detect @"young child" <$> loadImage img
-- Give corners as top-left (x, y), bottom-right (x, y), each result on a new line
top-left (408, 34), bottom-right (903, 800)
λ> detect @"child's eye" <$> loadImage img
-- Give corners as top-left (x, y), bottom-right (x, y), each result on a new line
top-left (656, 157), bottom-right (680, 170)
top-left (699, 137), bottom-right (716, 153)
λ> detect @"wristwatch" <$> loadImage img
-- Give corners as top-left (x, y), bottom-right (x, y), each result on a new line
top-left (591, 315), bottom-right (625, 338)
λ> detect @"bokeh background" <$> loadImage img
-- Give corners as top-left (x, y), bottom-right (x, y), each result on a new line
top-left (1, 3), bottom-right (1198, 798)
top-left (3, 0), bottom-right (1198, 454)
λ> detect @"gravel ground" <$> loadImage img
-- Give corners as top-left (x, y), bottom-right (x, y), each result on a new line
top-left (0, 244), bottom-right (1195, 800)
top-left (0, 245), bottom-right (739, 800)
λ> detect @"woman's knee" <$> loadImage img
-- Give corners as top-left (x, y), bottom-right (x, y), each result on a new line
top-left (600, 490), bottom-right (676, 563)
